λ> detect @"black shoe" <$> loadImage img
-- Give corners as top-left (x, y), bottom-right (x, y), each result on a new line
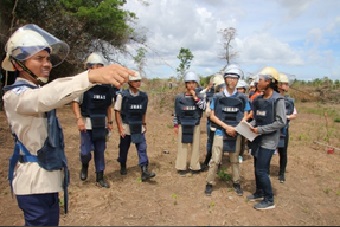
top-left (96, 172), bottom-right (110, 188)
top-left (205, 183), bottom-right (213, 195)
top-left (191, 169), bottom-right (200, 174)
top-left (177, 170), bottom-right (187, 176)
top-left (80, 163), bottom-right (89, 181)
top-left (278, 174), bottom-right (285, 183)
top-left (233, 183), bottom-right (243, 196)
top-left (246, 193), bottom-right (264, 201)
top-left (141, 166), bottom-right (156, 181)
top-left (120, 163), bottom-right (127, 175)
top-left (200, 162), bottom-right (209, 172)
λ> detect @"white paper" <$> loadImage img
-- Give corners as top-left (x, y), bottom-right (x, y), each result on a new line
top-left (236, 121), bottom-right (258, 142)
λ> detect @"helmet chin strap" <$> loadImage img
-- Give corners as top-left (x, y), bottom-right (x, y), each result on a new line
top-left (14, 59), bottom-right (48, 85)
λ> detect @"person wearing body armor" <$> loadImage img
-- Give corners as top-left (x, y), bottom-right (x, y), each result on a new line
top-left (174, 71), bottom-right (206, 175)
top-left (248, 80), bottom-right (256, 98)
top-left (246, 66), bottom-right (287, 210)
top-left (200, 74), bottom-right (225, 172)
top-left (277, 73), bottom-right (297, 183)
top-left (204, 65), bottom-right (250, 196)
top-left (72, 52), bottom-right (115, 188)
top-left (114, 72), bottom-right (156, 181)
top-left (236, 79), bottom-right (250, 163)
top-left (2, 24), bottom-right (134, 226)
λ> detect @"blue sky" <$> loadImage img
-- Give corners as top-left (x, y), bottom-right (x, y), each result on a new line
top-left (120, 0), bottom-right (340, 81)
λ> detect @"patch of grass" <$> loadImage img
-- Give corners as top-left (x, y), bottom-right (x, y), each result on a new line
top-left (323, 188), bottom-right (332, 194)
top-left (171, 193), bottom-right (178, 205)
top-left (334, 117), bottom-right (340, 123)
top-left (217, 168), bottom-right (232, 182)
top-left (336, 190), bottom-right (340, 196)
top-left (59, 199), bottom-right (64, 207)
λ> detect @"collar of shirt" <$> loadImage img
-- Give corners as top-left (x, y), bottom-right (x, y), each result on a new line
top-left (129, 89), bottom-right (140, 97)
top-left (223, 88), bottom-right (237, 97)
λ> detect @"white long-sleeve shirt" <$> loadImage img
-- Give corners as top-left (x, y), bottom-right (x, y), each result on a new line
top-left (4, 72), bottom-right (93, 195)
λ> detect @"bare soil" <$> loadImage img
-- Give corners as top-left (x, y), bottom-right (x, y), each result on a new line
top-left (0, 100), bottom-right (339, 226)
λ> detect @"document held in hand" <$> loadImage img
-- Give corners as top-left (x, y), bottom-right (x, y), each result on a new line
top-left (236, 121), bottom-right (258, 142)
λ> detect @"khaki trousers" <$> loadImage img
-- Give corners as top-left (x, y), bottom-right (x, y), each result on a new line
top-left (175, 125), bottom-right (201, 171)
top-left (206, 135), bottom-right (241, 184)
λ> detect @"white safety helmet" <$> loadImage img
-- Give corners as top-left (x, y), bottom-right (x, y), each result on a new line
top-left (224, 64), bottom-right (244, 79)
top-left (250, 81), bottom-right (256, 87)
top-left (2, 24), bottom-right (69, 71)
top-left (84, 52), bottom-right (106, 69)
top-left (129, 70), bottom-right (142, 81)
top-left (236, 79), bottom-right (247, 89)
top-left (184, 71), bottom-right (199, 83)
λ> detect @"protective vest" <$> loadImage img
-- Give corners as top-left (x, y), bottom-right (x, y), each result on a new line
top-left (253, 91), bottom-right (282, 126)
top-left (4, 80), bottom-right (69, 214)
top-left (277, 96), bottom-right (295, 148)
top-left (81, 84), bottom-right (112, 141)
top-left (212, 91), bottom-right (246, 152)
top-left (205, 88), bottom-right (214, 103)
top-left (249, 91), bottom-right (283, 155)
top-left (175, 93), bottom-right (202, 143)
top-left (120, 89), bottom-right (148, 143)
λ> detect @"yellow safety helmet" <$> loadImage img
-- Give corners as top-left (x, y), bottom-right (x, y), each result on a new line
top-left (211, 74), bottom-right (225, 86)
top-left (278, 73), bottom-right (289, 84)
top-left (257, 66), bottom-right (279, 82)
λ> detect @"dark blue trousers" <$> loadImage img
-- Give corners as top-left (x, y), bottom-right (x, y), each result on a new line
top-left (80, 130), bottom-right (106, 172)
top-left (118, 133), bottom-right (149, 166)
top-left (17, 193), bottom-right (59, 226)
top-left (254, 147), bottom-right (275, 201)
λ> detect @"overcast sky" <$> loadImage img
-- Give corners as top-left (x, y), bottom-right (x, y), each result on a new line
top-left (121, 0), bottom-right (340, 81)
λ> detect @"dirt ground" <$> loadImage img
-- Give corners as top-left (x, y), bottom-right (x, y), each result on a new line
top-left (0, 99), bottom-right (339, 226)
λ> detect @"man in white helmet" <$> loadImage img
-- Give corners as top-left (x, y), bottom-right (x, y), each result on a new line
top-left (204, 65), bottom-right (250, 196)
top-left (2, 24), bottom-right (134, 226)
top-left (71, 52), bottom-right (116, 188)
top-left (114, 71), bottom-right (156, 181)
top-left (277, 72), bottom-right (297, 183)
top-left (173, 70), bottom-right (206, 175)
top-left (246, 66), bottom-right (286, 210)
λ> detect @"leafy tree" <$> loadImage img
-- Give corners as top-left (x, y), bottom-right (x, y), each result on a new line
top-left (0, 0), bottom-right (143, 78)
top-left (133, 47), bottom-right (147, 77)
top-left (176, 47), bottom-right (194, 81)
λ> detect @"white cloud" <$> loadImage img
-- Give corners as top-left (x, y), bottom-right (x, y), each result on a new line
top-left (123, 0), bottom-right (340, 80)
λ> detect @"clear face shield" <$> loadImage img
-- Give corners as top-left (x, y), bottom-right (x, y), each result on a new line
top-left (3, 24), bottom-right (70, 71)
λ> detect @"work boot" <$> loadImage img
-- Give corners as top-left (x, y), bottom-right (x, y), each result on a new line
top-left (96, 171), bottom-right (110, 188)
top-left (80, 163), bottom-right (89, 181)
top-left (205, 183), bottom-right (213, 196)
top-left (233, 182), bottom-right (243, 196)
top-left (120, 162), bottom-right (127, 175)
top-left (141, 166), bottom-right (156, 182)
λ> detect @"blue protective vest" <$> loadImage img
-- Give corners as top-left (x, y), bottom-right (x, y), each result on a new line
top-left (278, 96), bottom-right (295, 148)
top-left (81, 84), bottom-right (112, 141)
top-left (120, 89), bottom-right (148, 143)
top-left (175, 93), bottom-right (202, 143)
top-left (212, 91), bottom-right (246, 152)
top-left (249, 91), bottom-right (283, 155)
top-left (253, 91), bottom-right (282, 126)
top-left (4, 80), bottom-right (69, 213)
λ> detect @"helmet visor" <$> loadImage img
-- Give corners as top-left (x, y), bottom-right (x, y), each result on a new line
top-left (6, 24), bottom-right (69, 67)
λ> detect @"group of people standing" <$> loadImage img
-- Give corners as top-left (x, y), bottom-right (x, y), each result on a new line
top-left (2, 24), bottom-right (296, 226)
top-left (173, 65), bottom-right (297, 210)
